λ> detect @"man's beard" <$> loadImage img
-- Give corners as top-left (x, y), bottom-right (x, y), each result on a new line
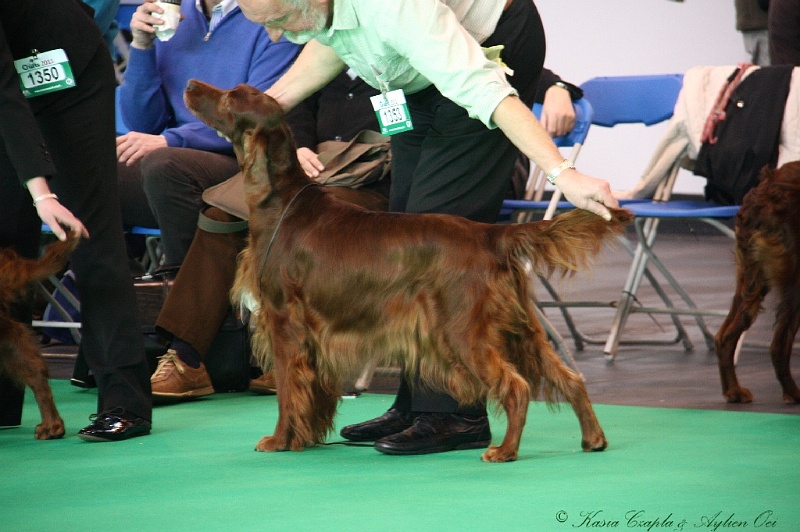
top-left (284, 5), bottom-right (328, 44)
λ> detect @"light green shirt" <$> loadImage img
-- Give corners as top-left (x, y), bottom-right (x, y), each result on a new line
top-left (313, 0), bottom-right (517, 129)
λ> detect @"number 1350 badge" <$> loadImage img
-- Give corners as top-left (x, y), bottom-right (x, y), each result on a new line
top-left (14, 49), bottom-right (76, 98)
top-left (370, 89), bottom-right (413, 136)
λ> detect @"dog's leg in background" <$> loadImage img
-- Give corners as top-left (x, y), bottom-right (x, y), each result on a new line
top-left (771, 291), bottom-right (800, 403)
top-left (1, 320), bottom-right (65, 439)
top-left (713, 258), bottom-right (765, 403)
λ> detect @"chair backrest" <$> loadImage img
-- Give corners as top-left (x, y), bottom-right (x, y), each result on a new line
top-left (580, 74), bottom-right (684, 202)
top-left (580, 74), bottom-right (684, 127)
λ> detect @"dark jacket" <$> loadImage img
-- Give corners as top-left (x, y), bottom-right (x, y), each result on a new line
top-left (0, 0), bottom-right (105, 185)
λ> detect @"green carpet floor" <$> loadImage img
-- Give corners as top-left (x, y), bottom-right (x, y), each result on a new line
top-left (3, 380), bottom-right (799, 531)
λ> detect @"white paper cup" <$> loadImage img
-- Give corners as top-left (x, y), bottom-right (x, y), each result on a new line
top-left (154, 0), bottom-right (181, 42)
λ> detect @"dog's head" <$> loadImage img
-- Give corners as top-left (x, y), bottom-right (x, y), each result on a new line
top-left (184, 79), bottom-right (299, 189)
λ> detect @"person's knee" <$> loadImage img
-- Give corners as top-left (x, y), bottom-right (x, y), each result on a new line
top-left (140, 149), bottom-right (188, 203)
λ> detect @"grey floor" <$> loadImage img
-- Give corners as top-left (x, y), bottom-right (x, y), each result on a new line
top-left (42, 230), bottom-right (799, 416)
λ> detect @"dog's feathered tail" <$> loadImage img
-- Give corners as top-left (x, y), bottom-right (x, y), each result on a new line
top-left (500, 207), bottom-right (633, 278)
top-left (0, 236), bottom-right (80, 304)
top-left (496, 208), bottom-right (632, 408)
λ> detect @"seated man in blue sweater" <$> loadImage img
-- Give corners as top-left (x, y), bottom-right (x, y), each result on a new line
top-left (116, 0), bottom-right (299, 266)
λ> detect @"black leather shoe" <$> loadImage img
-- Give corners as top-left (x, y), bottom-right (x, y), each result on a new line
top-left (373, 413), bottom-right (491, 455)
top-left (78, 408), bottom-right (152, 442)
top-left (339, 408), bottom-right (416, 442)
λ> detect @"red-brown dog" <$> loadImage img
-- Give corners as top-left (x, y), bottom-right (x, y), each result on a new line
top-left (715, 161), bottom-right (800, 403)
top-left (1, 235), bottom-right (79, 438)
top-left (185, 79), bottom-right (632, 462)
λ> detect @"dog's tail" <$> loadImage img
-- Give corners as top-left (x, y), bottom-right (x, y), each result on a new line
top-left (0, 235), bottom-right (80, 294)
top-left (500, 207), bottom-right (633, 278)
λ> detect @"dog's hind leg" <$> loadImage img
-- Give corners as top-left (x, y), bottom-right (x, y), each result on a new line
top-left (714, 251), bottom-right (767, 403)
top-left (2, 322), bottom-right (65, 439)
top-left (522, 318), bottom-right (607, 452)
top-left (477, 352), bottom-right (530, 463)
top-left (541, 347), bottom-right (607, 452)
top-left (771, 290), bottom-right (800, 403)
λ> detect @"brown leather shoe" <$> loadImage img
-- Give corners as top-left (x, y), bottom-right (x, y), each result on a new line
top-left (150, 350), bottom-right (214, 400)
top-left (249, 371), bottom-right (277, 395)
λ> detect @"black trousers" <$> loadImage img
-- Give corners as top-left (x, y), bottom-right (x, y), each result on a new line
top-left (117, 148), bottom-right (239, 266)
top-left (388, 0), bottom-right (546, 415)
top-left (0, 44), bottom-right (152, 422)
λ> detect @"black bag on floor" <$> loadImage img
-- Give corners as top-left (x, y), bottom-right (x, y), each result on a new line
top-left (135, 270), bottom-right (253, 393)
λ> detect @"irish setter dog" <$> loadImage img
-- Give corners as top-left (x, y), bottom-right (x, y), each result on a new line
top-left (715, 161), bottom-right (800, 404)
top-left (1, 235), bottom-right (79, 438)
top-left (185, 79), bottom-right (632, 462)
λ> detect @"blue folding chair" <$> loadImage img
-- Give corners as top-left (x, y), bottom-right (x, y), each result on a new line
top-left (501, 98), bottom-right (593, 222)
top-left (580, 75), bottom-right (743, 360)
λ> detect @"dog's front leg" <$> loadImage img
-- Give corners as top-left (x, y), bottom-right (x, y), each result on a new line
top-left (255, 315), bottom-right (328, 452)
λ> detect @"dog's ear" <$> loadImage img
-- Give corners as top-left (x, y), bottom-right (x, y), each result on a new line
top-left (240, 129), bottom-right (268, 186)
top-left (263, 123), bottom-right (298, 178)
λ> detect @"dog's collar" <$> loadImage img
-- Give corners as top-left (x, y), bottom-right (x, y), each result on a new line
top-left (259, 182), bottom-right (321, 286)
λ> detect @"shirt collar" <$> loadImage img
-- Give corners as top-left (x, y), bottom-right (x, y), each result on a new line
top-left (327, 0), bottom-right (358, 33)
top-left (194, 0), bottom-right (238, 19)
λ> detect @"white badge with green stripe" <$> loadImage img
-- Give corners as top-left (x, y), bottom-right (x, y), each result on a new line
top-left (14, 49), bottom-right (76, 98)
top-left (370, 89), bottom-right (413, 136)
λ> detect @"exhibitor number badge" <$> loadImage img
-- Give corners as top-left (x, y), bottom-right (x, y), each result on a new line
top-left (14, 49), bottom-right (76, 98)
top-left (370, 89), bottom-right (413, 136)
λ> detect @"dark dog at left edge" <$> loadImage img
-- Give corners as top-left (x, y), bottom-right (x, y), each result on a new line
top-left (185, 79), bottom-right (633, 462)
top-left (1, 235), bottom-right (79, 439)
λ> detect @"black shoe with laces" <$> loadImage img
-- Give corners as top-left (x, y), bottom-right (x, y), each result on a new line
top-left (373, 413), bottom-right (491, 455)
top-left (77, 407), bottom-right (151, 442)
top-left (339, 408), bottom-right (416, 442)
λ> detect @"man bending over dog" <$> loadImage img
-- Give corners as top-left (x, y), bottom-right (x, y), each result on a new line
top-left (235, 0), bottom-right (619, 456)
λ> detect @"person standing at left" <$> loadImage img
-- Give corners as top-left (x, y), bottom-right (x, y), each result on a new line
top-left (0, 0), bottom-right (153, 441)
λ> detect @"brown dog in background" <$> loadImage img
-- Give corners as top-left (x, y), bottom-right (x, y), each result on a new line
top-left (1, 235), bottom-right (79, 438)
top-left (185, 79), bottom-right (632, 462)
top-left (715, 161), bottom-right (800, 404)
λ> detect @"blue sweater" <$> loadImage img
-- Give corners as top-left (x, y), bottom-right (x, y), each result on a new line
top-left (119, 3), bottom-right (299, 154)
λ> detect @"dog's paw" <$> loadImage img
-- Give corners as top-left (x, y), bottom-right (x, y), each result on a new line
top-left (782, 390), bottom-right (800, 404)
top-left (724, 386), bottom-right (754, 403)
top-left (582, 433), bottom-right (608, 452)
top-left (254, 435), bottom-right (288, 452)
top-left (481, 445), bottom-right (518, 463)
top-left (34, 421), bottom-right (65, 440)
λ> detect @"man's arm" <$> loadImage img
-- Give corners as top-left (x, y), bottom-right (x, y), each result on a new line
top-left (265, 40), bottom-right (346, 112)
top-left (492, 95), bottom-right (618, 220)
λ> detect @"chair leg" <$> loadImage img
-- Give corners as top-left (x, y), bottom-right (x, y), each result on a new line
top-left (353, 360), bottom-right (378, 393)
top-left (70, 348), bottom-right (96, 389)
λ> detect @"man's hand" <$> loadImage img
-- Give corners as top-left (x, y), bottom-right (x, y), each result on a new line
top-left (116, 132), bottom-right (168, 165)
top-left (129, 1), bottom-right (178, 49)
top-left (552, 168), bottom-right (619, 221)
top-left (297, 147), bottom-right (325, 178)
top-left (540, 84), bottom-right (575, 137)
